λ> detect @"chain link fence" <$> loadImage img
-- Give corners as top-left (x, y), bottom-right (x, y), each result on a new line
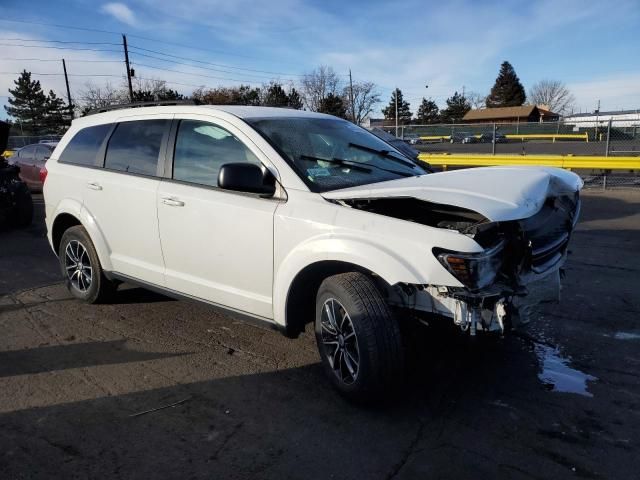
top-left (581, 175), bottom-right (640, 190)
top-left (390, 119), bottom-right (640, 157)
top-left (6, 135), bottom-right (63, 150)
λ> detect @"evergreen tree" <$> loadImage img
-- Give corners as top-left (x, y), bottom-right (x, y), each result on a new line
top-left (4, 70), bottom-right (48, 134)
top-left (262, 82), bottom-right (289, 107)
top-left (440, 92), bottom-right (471, 123)
top-left (318, 93), bottom-right (347, 118)
top-left (231, 85), bottom-right (261, 105)
top-left (382, 88), bottom-right (412, 123)
top-left (132, 89), bottom-right (155, 102)
top-left (416, 98), bottom-right (440, 124)
top-left (157, 88), bottom-right (184, 101)
top-left (287, 87), bottom-right (304, 110)
top-left (486, 61), bottom-right (526, 107)
top-left (43, 90), bottom-right (70, 134)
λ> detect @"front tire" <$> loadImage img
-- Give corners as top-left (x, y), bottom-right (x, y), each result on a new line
top-left (315, 272), bottom-right (404, 401)
top-left (59, 225), bottom-right (116, 303)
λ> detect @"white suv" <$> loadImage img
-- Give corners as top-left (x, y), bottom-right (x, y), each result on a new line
top-left (44, 104), bottom-right (582, 400)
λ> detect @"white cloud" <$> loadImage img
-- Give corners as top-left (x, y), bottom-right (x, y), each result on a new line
top-left (569, 73), bottom-right (640, 112)
top-left (100, 3), bottom-right (137, 27)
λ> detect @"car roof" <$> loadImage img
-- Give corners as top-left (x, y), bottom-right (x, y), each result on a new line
top-left (73, 105), bottom-right (335, 128)
top-left (19, 142), bottom-right (58, 149)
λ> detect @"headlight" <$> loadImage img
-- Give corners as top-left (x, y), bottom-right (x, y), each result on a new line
top-left (434, 241), bottom-right (505, 291)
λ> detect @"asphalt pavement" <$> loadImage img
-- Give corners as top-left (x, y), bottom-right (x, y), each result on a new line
top-left (0, 191), bottom-right (639, 479)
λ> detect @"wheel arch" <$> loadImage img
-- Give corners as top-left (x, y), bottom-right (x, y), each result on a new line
top-left (51, 207), bottom-right (113, 271)
top-left (51, 213), bottom-right (82, 255)
top-left (282, 260), bottom-right (394, 339)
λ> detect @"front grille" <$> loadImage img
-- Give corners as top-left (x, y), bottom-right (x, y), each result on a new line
top-left (530, 232), bottom-right (569, 272)
top-left (519, 195), bottom-right (579, 273)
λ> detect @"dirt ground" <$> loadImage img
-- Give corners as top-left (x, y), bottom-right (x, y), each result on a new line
top-left (0, 191), bottom-right (639, 479)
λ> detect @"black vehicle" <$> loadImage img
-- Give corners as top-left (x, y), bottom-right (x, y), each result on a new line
top-left (0, 121), bottom-right (33, 228)
top-left (479, 132), bottom-right (508, 143)
top-left (450, 131), bottom-right (477, 143)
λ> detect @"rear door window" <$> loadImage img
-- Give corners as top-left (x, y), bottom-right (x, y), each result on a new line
top-left (104, 120), bottom-right (168, 176)
top-left (59, 124), bottom-right (112, 166)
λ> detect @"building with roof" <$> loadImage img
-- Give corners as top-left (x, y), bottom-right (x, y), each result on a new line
top-left (462, 105), bottom-right (559, 124)
top-left (563, 109), bottom-right (640, 127)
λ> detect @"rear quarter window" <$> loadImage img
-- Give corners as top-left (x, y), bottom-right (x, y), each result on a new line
top-left (59, 124), bottom-right (112, 166)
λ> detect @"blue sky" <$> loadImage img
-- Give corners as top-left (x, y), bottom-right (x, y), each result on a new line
top-left (1, 0), bottom-right (640, 120)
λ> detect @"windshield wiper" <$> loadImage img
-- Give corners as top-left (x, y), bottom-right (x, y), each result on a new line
top-left (299, 154), bottom-right (414, 177)
top-left (299, 155), bottom-right (371, 172)
top-left (347, 142), bottom-right (417, 168)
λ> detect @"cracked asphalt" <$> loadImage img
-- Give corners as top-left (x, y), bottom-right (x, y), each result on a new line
top-left (1, 191), bottom-right (639, 479)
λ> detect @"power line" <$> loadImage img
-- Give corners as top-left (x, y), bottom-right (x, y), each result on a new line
top-left (0, 37), bottom-right (120, 46)
top-left (0, 42), bottom-right (121, 53)
top-left (0, 18), bottom-right (271, 62)
top-left (0, 57), bottom-right (123, 63)
top-left (0, 18), bottom-right (123, 36)
top-left (0, 71), bottom-right (123, 77)
top-left (128, 45), bottom-right (306, 77)
top-left (129, 52), bottom-right (296, 80)
top-left (133, 62), bottom-right (278, 84)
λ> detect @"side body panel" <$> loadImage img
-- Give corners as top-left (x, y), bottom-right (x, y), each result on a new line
top-left (271, 189), bottom-right (484, 327)
top-left (79, 114), bottom-right (172, 286)
top-left (157, 114), bottom-right (280, 319)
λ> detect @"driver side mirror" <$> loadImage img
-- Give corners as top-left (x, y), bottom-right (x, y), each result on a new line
top-left (218, 162), bottom-right (276, 196)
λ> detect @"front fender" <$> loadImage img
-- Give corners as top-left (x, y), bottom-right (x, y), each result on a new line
top-left (272, 234), bottom-right (428, 327)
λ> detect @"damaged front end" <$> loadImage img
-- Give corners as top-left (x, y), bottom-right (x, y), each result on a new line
top-left (345, 192), bottom-right (581, 335)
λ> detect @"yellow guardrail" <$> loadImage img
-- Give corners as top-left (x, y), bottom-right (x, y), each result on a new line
top-left (417, 153), bottom-right (640, 170)
top-left (504, 133), bottom-right (589, 142)
top-left (419, 133), bottom-right (589, 142)
top-left (420, 135), bottom-right (451, 141)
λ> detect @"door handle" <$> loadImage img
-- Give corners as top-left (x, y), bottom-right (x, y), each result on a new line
top-left (161, 197), bottom-right (185, 207)
top-left (87, 181), bottom-right (103, 191)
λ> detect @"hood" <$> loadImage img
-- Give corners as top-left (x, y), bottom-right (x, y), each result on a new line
top-left (321, 166), bottom-right (583, 221)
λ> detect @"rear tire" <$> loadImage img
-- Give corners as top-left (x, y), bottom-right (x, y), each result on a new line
top-left (59, 225), bottom-right (117, 303)
top-left (315, 272), bottom-right (404, 402)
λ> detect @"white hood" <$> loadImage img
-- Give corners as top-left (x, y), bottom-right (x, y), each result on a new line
top-left (322, 166), bottom-right (583, 221)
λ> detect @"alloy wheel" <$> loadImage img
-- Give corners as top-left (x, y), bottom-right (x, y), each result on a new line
top-left (64, 240), bottom-right (92, 292)
top-left (320, 298), bottom-right (360, 385)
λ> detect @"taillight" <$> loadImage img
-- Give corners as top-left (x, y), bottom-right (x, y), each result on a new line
top-left (39, 166), bottom-right (48, 184)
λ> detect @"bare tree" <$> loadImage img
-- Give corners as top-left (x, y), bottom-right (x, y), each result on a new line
top-left (77, 81), bottom-right (127, 114)
top-left (466, 91), bottom-right (487, 110)
top-left (131, 77), bottom-right (168, 96)
top-left (528, 80), bottom-right (575, 114)
top-left (301, 66), bottom-right (341, 112)
top-left (342, 81), bottom-right (380, 124)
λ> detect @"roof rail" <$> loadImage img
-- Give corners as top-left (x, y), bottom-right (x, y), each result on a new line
top-left (84, 99), bottom-right (201, 116)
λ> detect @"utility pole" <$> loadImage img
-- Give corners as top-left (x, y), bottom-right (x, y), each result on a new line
top-left (462, 85), bottom-right (466, 99)
top-left (61, 58), bottom-right (73, 117)
top-left (395, 87), bottom-right (398, 137)
top-left (348, 69), bottom-right (356, 124)
top-left (595, 99), bottom-right (600, 141)
top-left (122, 34), bottom-right (134, 102)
